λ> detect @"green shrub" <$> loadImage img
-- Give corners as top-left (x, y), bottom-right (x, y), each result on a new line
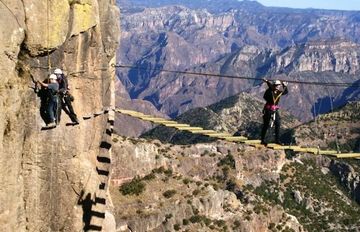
top-left (233, 220), bottom-right (241, 229)
top-left (119, 177), bottom-right (145, 196)
top-left (215, 220), bottom-right (226, 227)
top-left (174, 224), bottom-right (181, 231)
top-left (189, 215), bottom-right (201, 223)
top-left (163, 190), bottom-right (177, 198)
top-left (218, 154), bottom-right (235, 169)
top-left (192, 189), bottom-right (200, 196)
top-left (143, 173), bottom-right (156, 181)
top-left (152, 166), bottom-right (166, 173)
top-left (164, 169), bottom-right (173, 177)
top-left (136, 209), bottom-right (143, 214)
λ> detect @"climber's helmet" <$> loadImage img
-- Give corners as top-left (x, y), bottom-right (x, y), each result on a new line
top-left (274, 80), bottom-right (282, 90)
top-left (274, 80), bottom-right (281, 85)
top-left (54, 68), bottom-right (63, 75)
top-left (49, 74), bottom-right (57, 81)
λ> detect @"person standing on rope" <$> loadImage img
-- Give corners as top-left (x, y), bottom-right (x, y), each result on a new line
top-left (260, 79), bottom-right (288, 145)
top-left (54, 68), bottom-right (79, 124)
top-left (37, 74), bottom-right (59, 127)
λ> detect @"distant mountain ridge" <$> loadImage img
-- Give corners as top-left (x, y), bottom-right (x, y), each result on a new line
top-left (118, 0), bottom-right (360, 13)
top-left (117, 1), bottom-right (360, 122)
top-left (118, 0), bottom-right (265, 13)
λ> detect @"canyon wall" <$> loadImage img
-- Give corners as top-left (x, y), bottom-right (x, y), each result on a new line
top-left (0, 0), bottom-right (120, 231)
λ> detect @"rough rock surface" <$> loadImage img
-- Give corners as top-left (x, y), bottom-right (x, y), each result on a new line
top-left (293, 101), bottom-right (360, 152)
top-left (110, 136), bottom-right (303, 232)
top-left (110, 127), bottom-right (360, 231)
top-left (0, 1), bottom-right (119, 231)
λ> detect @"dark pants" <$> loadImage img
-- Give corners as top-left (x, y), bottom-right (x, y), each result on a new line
top-left (40, 104), bottom-right (50, 124)
top-left (58, 94), bottom-right (78, 123)
top-left (261, 109), bottom-right (281, 143)
top-left (47, 97), bottom-right (58, 123)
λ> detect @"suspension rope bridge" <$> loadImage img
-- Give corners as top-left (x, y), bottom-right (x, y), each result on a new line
top-left (73, 106), bottom-right (360, 159)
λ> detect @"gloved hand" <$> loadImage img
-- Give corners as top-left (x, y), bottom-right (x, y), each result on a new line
top-left (282, 81), bottom-right (288, 86)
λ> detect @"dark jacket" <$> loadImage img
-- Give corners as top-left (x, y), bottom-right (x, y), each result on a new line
top-left (57, 74), bottom-right (69, 95)
top-left (47, 83), bottom-right (59, 100)
top-left (263, 81), bottom-right (288, 106)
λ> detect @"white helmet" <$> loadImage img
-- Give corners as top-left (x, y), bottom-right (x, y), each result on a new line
top-left (274, 80), bottom-right (281, 85)
top-left (49, 74), bottom-right (57, 80)
top-left (54, 68), bottom-right (63, 74)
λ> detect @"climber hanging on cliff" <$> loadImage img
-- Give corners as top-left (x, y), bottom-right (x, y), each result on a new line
top-left (260, 79), bottom-right (288, 145)
top-left (54, 68), bottom-right (79, 125)
top-left (34, 77), bottom-right (50, 125)
top-left (36, 74), bottom-right (59, 128)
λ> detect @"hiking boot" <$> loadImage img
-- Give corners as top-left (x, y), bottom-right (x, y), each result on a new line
top-left (72, 118), bottom-right (80, 125)
top-left (261, 140), bottom-right (267, 146)
top-left (47, 122), bottom-right (56, 127)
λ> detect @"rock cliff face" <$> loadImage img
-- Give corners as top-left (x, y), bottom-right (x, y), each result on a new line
top-left (293, 101), bottom-right (360, 152)
top-left (111, 136), bottom-right (303, 232)
top-left (0, 1), bottom-right (119, 231)
top-left (110, 135), bottom-right (360, 231)
top-left (117, 3), bottom-right (360, 122)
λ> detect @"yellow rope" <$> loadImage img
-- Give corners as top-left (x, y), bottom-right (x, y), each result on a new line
top-left (47, 0), bottom-right (51, 73)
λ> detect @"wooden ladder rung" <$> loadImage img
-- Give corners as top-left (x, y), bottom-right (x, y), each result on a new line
top-left (244, 140), bottom-right (262, 144)
top-left (266, 143), bottom-right (280, 148)
top-left (164, 123), bottom-right (191, 127)
top-left (336, 153), bottom-right (360, 158)
top-left (223, 136), bottom-right (248, 141)
top-left (318, 150), bottom-right (338, 155)
top-left (190, 130), bottom-right (217, 134)
top-left (205, 133), bottom-right (232, 138)
top-left (249, 144), bottom-right (266, 148)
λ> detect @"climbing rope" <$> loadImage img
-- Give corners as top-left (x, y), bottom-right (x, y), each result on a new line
top-left (30, 63), bottom-right (360, 88)
top-left (114, 64), bottom-right (360, 88)
top-left (326, 86), bottom-right (341, 153)
top-left (0, 0), bottom-right (22, 27)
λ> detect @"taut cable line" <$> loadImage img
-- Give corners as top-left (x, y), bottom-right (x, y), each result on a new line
top-left (30, 63), bottom-right (360, 88)
top-left (0, 0), bottom-right (22, 27)
top-left (114, 64), bottom-right (360, 88)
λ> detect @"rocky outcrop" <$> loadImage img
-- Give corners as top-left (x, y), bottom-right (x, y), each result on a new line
top-left (110, 136), bottom-right (303, 231)
top-left (293, 101), bottom-right (360, 152)
top-left (329, 161), bottom-right (360, 204)
top-left (0, 1), bottom-right (119, 231)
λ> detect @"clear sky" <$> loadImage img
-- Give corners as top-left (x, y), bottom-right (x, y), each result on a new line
top-left (254, 0), bottom-right (360, 11)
